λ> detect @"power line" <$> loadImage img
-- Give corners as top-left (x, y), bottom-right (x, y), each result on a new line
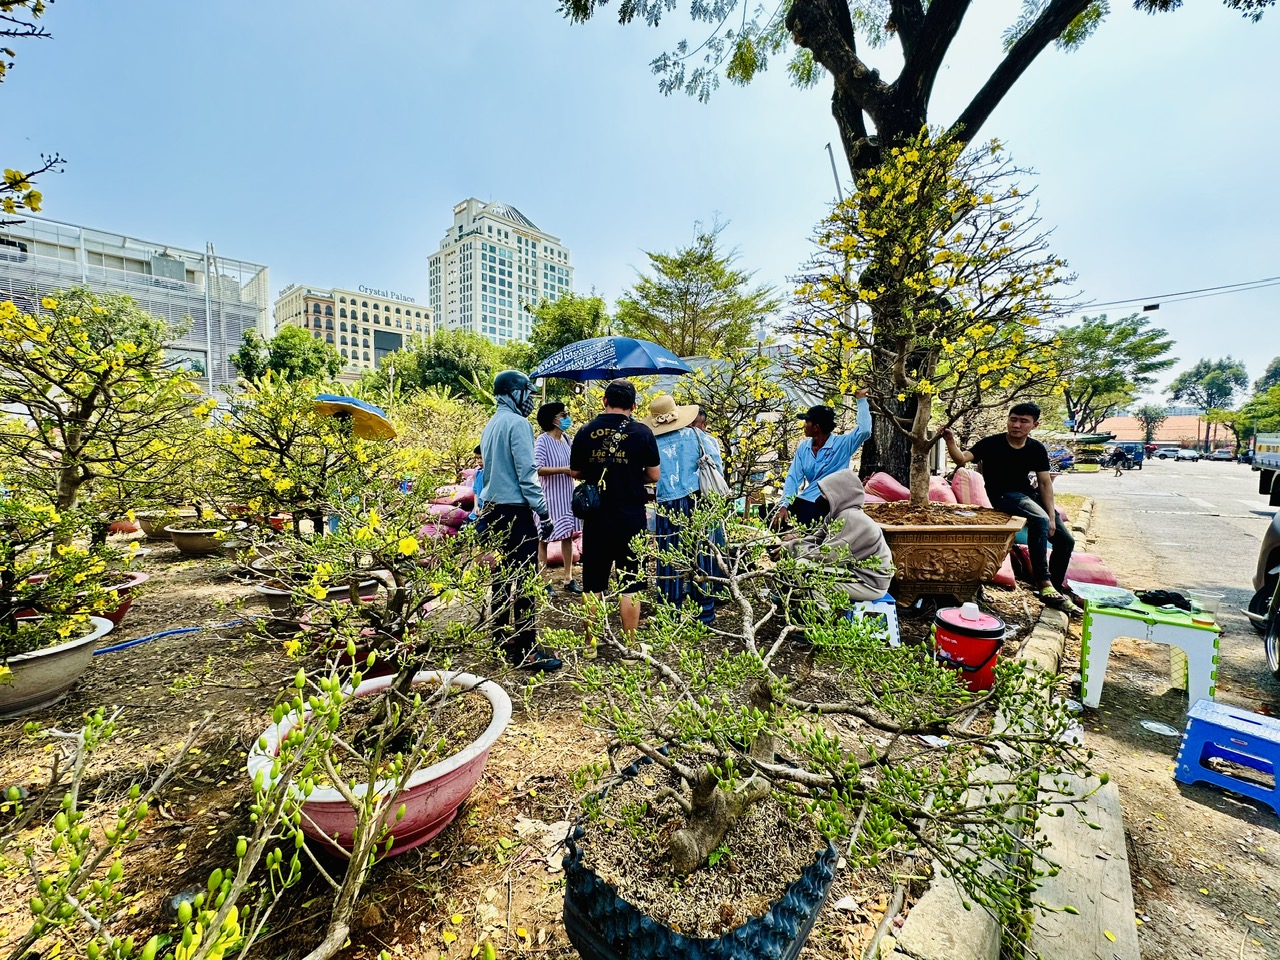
top-left (1087, 274), bottom-right (1280, 310)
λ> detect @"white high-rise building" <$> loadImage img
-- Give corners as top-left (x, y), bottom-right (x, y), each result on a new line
top-left (428, 199), bottom-right (573, 346)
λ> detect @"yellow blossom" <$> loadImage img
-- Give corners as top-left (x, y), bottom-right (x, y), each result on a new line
top-left (397, 536), bottom-right (419, 556)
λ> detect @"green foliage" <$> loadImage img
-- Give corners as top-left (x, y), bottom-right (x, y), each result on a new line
top-left (792, 132), bottom-right (1072, 502)
top-left (560, 497), bottom-right (1097, 931)
top-left (1166, 356), bottom-right (1249, 412)
top-left (1056, 313), bottom-right (1177, 433)
top-left (1240, 384), bottom-right (1280, 435)
top-left (1131, 403), bottom-right (1168, 443)
top-left (230, 325), bottom-right (343, 383)
top-left (0, 289), bottom-right (206, 518)
top-left (1254, 356), bottom-right (1280, 394)
top-left (363, 328), bottom-right (501, 399)
top-left (616, 221), bottom-right (779, 358)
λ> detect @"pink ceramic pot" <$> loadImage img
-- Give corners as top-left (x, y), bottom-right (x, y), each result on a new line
top-left (247, 670), bottom-right (511, 857)
top-left (23, 570), bottom-right (149, 627)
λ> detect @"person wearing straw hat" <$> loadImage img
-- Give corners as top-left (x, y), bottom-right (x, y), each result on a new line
top-left (645, 393), bottom-right (720, 623)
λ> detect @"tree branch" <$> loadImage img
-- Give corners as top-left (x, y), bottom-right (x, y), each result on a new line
top-left (949, 0), bottom-right (1092, 143)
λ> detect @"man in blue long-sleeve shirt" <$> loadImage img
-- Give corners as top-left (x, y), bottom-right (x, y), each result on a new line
top-left (776, 387), bottom-right (872, 527)
top-left (479, 370), bottom-right (560, 671)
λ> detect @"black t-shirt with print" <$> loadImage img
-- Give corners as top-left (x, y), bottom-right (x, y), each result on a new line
top-left (569, 413), bottom-right (660, 516)
top-left (970, 434), bottom-right (1051, 500)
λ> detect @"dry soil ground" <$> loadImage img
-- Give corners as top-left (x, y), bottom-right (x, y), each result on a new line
top-left (1055, 463), bottom-right (1280, 960)
top-left (3, 536), bottom-right (1043, 960)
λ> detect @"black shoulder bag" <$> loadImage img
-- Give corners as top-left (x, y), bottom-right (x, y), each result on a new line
top-left (571, 425), bottom-right (628, 520)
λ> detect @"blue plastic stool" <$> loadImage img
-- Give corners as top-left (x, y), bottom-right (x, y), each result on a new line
top-left (844, 593), bottom-right (901, 648)
top-left (1175, 699), bottom-right (1280, 815)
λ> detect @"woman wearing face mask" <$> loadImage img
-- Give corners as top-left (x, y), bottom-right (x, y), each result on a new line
top-left (534, 401), bottom-right (582, 593)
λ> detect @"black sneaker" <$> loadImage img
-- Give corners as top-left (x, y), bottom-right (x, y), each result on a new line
top-left (563, 580), bottom-right (583, 595)
top-left (518, 646), bottom-right (563, 673)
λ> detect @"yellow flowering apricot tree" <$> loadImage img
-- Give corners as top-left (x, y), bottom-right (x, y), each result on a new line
top-left (0, 289), bottom-right (207, 524)
top-left (0, 487), bottom-right (115, 660)
top-left (201, 373), bottom-right (405, 531)
top-left (793, 132), bottom-right (1073, 505)
top-left (672, 348), bottom-right (800, 503)
top-left (391, 386), bottom-right (488, 483)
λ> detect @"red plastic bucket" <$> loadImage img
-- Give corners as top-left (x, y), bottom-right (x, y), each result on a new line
top-left (933, 604), bottom-right (1005, 692)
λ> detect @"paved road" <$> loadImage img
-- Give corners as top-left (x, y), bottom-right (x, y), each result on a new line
top-left (1055, 458), bottom-right (1278, 705)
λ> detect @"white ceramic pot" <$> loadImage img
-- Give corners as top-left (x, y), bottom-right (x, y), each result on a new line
top-left (0, 616), bottom-right (115, 717)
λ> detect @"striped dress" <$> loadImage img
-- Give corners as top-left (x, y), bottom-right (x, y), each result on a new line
top-left (534, 431), bottom-right (580, 541)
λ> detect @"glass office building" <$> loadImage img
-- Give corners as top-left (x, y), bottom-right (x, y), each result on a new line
top-left (0, 215), bottom-right (269, 393)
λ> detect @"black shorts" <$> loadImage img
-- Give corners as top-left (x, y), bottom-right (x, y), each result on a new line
top-left (581, 510), bottom-right (647, 594)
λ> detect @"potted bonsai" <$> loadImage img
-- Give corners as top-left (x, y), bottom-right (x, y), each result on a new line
top-left (0, 290), bottom-right (209, 525)
top-left (545, 498), bottom-right (1095, 958)
top-left (199, 372), bottom-right (403, 538)
top-left (791, 133), bottom-right (1073, 600)
top-left (243, 480), bottom-right (530, 957)
top-left (0, 493), bottom-right (116, 716)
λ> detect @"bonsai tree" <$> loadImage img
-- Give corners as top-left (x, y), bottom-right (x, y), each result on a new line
top-left (391, 386), bottom-right (488, 483)
top-left (0, 491), bottom-right (115, 668)
top-left (232, 476), bottom-right (532, 960)
top-left (0, 290), bottom-right (208, 525)
top-left (547, 497), bottom-right (1097, 935)
top-left (792, 132), bottom-right (1072, 505)
top-left (200, 373), bottom-right (405, 532)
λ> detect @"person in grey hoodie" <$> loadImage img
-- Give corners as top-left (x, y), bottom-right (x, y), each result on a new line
top-left (479, 370), bottom-right (559, 671)
top-left (780, 469), bottom-right (894, 602)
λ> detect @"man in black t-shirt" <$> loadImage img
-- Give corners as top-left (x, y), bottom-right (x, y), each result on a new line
top-left (569, 379), bottom-right (661, 636)
top-left (942, 402), bottom-right (1079, 615)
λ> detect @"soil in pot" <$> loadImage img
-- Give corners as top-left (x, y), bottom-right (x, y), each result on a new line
top-left (864, 502), bottom-right (1014, 526)
top-left (575, 762), bottom-right (827, 937)
top-left (311, 683), bottom-right (493, 787)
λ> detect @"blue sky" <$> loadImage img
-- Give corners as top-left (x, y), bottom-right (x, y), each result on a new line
top-left (4, 1), bottom-right (1277, 396)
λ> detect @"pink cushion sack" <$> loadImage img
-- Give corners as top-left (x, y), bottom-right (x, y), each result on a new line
top-left (950, 468), bottom-right (993, 508)
top-left (864, 471), bottom-right (910, 502)
top-left (431, 485), bottom-right (475, 510)
top-left (928, 476), bottom-right (958, 503)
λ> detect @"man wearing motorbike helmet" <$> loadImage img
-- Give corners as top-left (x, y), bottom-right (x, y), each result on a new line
top-left (479, 370), bottom-right (561, 671)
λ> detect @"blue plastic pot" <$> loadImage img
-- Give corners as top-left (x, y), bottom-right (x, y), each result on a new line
top-left (561, 757), bottom-right (838, 960)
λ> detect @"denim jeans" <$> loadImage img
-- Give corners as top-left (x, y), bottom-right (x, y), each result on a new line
top-left (655, 495), bottom-right (721, 623)
top-left (996, 492), bottom-right (1075, 589)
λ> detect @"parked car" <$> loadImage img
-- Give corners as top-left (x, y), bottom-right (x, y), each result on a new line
top-left (1154, 446), bottom-right (1181, 459)
top-left (1246, 510), bottom-right (1280, 679)
top-left (1175, 448), bottom-right (1200, 462)
top-left (1208, 448), bottom-right (1235, 462)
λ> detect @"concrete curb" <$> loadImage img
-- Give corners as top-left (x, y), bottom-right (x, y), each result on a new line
top-left (884, 607), bottom-right (1072, 960)
top-left (1070, 497), bottom-right (1096, 540)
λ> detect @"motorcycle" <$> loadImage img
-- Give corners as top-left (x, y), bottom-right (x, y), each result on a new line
top-left (1246, 511), bottom-right (1280, 680)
